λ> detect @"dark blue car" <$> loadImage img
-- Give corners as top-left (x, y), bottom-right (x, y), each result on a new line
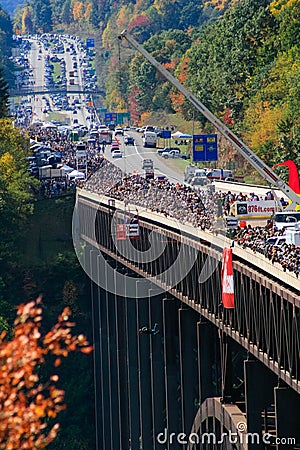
top-left (124, 136), bottom-right (134, 145)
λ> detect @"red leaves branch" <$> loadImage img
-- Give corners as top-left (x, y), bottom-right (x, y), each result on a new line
top-left (0, 297), bottom-right (92, 449)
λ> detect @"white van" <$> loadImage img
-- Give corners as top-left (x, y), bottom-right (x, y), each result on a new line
top-left (274, 211), bottom-right (300, 229)
top-left (143, 131), bottom-right (157, 148)
top-left (194, 169), bottom-right (207, 177)
top-left (285, 228), bottom-right (300, 246)
top-left (206, 169), bottom-right (233, 180)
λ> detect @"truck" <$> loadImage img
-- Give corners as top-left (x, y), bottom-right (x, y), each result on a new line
top-left (285, 228), bottom-right (300, 246)
top-left (184, 164), bottom-right (198, 182)
top-left (162, 149), bottom-right (181, 158)
top-left (118, 30), bottom-right (300, 210)
top-left (143, 131), bottom-right (157, 148)
top-left (98, 129), bottom-right (113, 144)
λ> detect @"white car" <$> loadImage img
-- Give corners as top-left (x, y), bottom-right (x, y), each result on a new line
top-left (115, 127), bottom-right (124, 136)
top-left (112, 149), bottom-right (122, 158)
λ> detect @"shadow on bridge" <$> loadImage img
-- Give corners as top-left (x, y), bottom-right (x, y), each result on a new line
top-left (9, 85), bottom-right (105, 97)
top-left (77, 191), bottom-right (300, 450)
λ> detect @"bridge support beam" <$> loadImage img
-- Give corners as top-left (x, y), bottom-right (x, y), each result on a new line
top-left (88, 248), bottom-right (102, 450)
top-left (275, 386), bottom-right (300, 449)
top-left (106, 269), bottom-right (121, 450)
top-left (149, 292), bottom-right (166, 450)
top-left (220, 332), bottom-right (233, 404)
top-left (136, 282), bottom-right (153, 450)
top-left (244, 359), bottom-right (277, 450)
top-left (179, 307), bottom-right (199, 436)
top-left (97, 256), bottom-right (111, 450)
top-left (115, 282), bottom-right (129, 450)
top-left (125, 284), bottom-right (140, 450)
top-left (198, 321), bottom-right (220, 404)
top-left (163, 297), bottom-right (180, 450)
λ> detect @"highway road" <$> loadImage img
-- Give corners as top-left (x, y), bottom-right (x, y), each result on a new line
top-left (24, 34), bottom-right (92, 126)
top-left (16, 33), bottom-right (289, 204)
top-left (104, 131), bottom-right (186, 184)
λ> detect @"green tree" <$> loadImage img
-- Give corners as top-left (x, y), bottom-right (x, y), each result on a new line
top-left (31, 0), bottom-right (52, 33)
top-left (0, 7), bottom-right (13, 58)
top-left (0, 67), bottom-right (9, 118)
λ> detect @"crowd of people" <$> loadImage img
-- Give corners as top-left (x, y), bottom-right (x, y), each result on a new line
top-left (29, 126), bottom-right (106, 197)
top-left (234, 225), bottom-right (300, 277)
top-left (85, 159), bottom-right (300, 277)
top-left (29, 125), bottom-right (299, 277)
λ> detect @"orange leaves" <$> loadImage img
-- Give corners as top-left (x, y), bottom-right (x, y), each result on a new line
top-left (73, 1), bottom-right (83, 21)
top-left (0, 299), bottom-right (93, 449)
top-left (128, 15), bottom-right (151, 32)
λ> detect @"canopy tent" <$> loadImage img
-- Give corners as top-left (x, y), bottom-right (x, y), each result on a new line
top-left (31, 120), bottom-right (43, 126)
top-left (60, 164), bottom-right (74, 173)
top-left (42, 122), bottom-right (57, 129)
top-left (67, 169), bottom-right (85, 179)
top-left (171, 131), bottom-right (192, 139)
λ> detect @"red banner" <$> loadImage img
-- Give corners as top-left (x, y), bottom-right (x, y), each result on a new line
top-left (116, 223), bottom-right (127, 240)
top-left (221, 248), bottom-right (235, 309)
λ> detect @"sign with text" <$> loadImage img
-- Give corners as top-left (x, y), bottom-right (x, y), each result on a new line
top-left (160, 130), bottom-right (171, 139)
top-left (232, 200), bottom-right (276, 218)
top-left (105, 112), bottom-right (118, 124)
top-left (86, 38), bottom-right (95, 49)
top-left (192, 134), bottom-right (218, 162)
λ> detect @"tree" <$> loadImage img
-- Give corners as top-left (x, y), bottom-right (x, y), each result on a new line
top-left (31, 0), bottom-right (52, 33)
top-left (0, 7), bottom-right (13, 57)
top-left (61, 0), bottom-right (71, 25)
top-left (0, 67), bottom-right (9, 118)
top-left (0, 297), bottom-right (92, 449)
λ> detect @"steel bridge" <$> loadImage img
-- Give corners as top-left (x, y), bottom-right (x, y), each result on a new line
top-left (9, 85), bottom-right (105, 97)
top-left (74, 189), bottom-right (300, 450)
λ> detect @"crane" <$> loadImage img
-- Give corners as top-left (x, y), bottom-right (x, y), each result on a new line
top-left (118, 29), bottom-right (300, 210)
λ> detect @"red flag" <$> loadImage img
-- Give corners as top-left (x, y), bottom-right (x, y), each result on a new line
top-left (273, 160), bottom-right (300, 194)
top-left (221, 248), bottom-right (234, 308)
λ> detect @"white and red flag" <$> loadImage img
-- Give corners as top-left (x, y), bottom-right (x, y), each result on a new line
top-left (221, 248), bottom-right (235, 308)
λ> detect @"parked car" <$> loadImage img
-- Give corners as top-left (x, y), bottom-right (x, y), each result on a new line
top-left (162, 149), bottom-right (181, 158)
top-left (180, 153), bottom-right (190, 160)
top-left (157, 146), bottom-right (180, 156)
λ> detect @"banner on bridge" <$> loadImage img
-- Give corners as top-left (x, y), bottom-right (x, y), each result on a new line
top-left (230, 200), bottom-right (276, 219)
top-left (221, 248), bottom-right (234, 309)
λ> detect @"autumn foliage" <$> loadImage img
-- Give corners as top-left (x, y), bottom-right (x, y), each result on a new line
top-left (0, 298), bottom-right (92, 449)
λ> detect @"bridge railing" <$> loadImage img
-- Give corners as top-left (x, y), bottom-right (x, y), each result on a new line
top-left (76, 189), bottom-right (300, 395)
